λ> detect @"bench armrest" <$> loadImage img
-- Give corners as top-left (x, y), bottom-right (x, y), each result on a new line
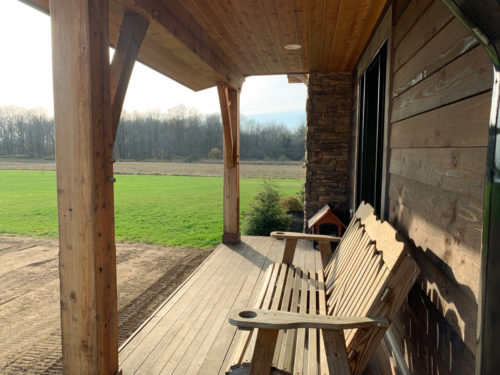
top-left (228, 309), bottom-right (389, 330)
top-left (271, 231), bottom-right (342, 242)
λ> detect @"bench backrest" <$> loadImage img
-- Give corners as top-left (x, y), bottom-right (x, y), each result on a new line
top-left (323, 202), bottom-right (419, 375)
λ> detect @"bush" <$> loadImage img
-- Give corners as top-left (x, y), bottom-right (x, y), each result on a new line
top-left (208, 147), bottom-right (222, 159)
top-left (243, 179), bottom-right (291, 236)
top-left (297, 184), bottom-right (305, 205)
top-left (281, 196), bottom-right (303, 212)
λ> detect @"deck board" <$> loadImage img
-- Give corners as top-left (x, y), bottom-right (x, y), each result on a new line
top-left (119, 236), bottom-right (320, 374)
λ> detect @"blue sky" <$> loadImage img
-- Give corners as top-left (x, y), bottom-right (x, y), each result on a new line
top-left (0, 0), bottom-right (307, 129)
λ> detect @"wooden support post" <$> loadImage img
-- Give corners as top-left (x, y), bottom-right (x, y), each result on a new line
top-left (219, 85), bottom-right (241, 243)
top-left (110, 11), bottom-right (149, 140)
top-left (50, 0), bottom-right (117, 373)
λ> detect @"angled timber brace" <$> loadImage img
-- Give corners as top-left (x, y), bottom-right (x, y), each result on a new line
top-left (217, 83), bottom-right (238, 168)
top-left (111, 11), bottom-right (150, 142)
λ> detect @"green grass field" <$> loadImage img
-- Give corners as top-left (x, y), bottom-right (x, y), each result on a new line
top-left (0, 170), bottom-right (302, 248)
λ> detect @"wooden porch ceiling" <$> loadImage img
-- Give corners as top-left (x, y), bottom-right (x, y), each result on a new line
top-left (22, 0), bottom-right (387, 90)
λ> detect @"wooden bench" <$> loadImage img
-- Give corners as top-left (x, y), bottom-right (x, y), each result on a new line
top-left (227, 202), bottom-right (419, 375)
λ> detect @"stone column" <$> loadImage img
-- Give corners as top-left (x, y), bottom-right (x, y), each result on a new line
top-left (304, 72), bottom-right (352, 230)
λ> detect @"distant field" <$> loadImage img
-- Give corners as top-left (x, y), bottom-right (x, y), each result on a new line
top-left (0, 170), bottom-right (302, 248)
top-left (0, 159), bottom-right (304, 179)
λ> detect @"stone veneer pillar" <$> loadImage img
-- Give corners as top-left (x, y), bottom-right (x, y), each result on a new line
top-left (304, 72), bottom-right (352, 230)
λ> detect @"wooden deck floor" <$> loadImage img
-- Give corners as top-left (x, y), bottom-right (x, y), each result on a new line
top-left (118, 236), bottom-right (322, 375)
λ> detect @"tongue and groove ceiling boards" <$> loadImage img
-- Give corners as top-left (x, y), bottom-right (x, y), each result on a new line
top-left (21, 0), bottom-right (388, 90)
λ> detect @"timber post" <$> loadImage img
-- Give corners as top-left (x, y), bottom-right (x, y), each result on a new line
top-left (50, 1), bottom-right (148, 373)
top-left (218, 84), bottom-right (241, 244)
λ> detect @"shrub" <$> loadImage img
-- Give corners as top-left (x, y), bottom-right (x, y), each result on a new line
top-left (281, 196), bottom-right (303, 212)
top-left (208, 147), bottom-right (222, 159)
top-left (297, 184), bottom-right (305, 205)
top-left (243, 179), bottom-right (291, 236)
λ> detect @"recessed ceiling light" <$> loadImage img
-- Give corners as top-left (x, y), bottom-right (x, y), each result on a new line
top-left (284, 44), bottom-right (302, 50)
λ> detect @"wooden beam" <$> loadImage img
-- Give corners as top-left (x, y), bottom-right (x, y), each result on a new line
top-left (50, 0), bottom-right (118, 373)
top-left (19, 0), bottom-right (49, 15)
top-left (120, 0), bottom-right (244, 89)
top-left (287, 73), bottom-right (308, 85)
top-left (110, 11), bottom-right (149, 141)
top-left (222, 86), bottom-right (241, 243)
top-left (217, 83), bottom-right (235, 169)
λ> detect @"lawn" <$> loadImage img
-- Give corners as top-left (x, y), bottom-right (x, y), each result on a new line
top-left (0, 170), bottom-right (302, 248)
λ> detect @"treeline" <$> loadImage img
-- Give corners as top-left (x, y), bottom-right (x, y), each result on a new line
top-left (0, 107), bottom-right (54, 158)
top-left (0, 106), bottom-right (305, 161)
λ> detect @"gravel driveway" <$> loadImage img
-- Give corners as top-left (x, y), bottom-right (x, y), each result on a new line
top-left (0, 236), bottom-right (211, 374)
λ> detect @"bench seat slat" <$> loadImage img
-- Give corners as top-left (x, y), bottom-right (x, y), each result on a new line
top-left (229, 263), bottom-right (277, 369)
top-left (280, 267), bottom-right (303, 372)
top-left (272, 265), bottom-right (296, 367)
top-left (307, 276), bottom-right (318, 375)
top-left (293, 270), bottom-right (309, 373)
top-left (242, 263), bottom-right (283, 364)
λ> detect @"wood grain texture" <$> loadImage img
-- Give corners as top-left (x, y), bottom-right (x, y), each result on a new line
top-left (393, 17), bottom-right (478, 96)
top-left (222, 87), bottom-right (240, 243)
top-left (389, 174), bottom-right (483, 251)
top-left (110, 11), bottom-right (149, 141)
top-left (322, 330), bottom-right (351, 375)
top-left (392, 46), bottom-right (493, 123)
top-left (217, 84), bottom-right (235, 169)
top-left (249, 328), bottom-right (279, 375)
top-left (50, 0), bottom-right (118, 373)
top-left (390, 91), bottom-right (491, 148)
top-left (392, 0), bottom-right (432, 46)
top-left (229, 309), bottom-right (388, 330)
top-left (393, 0), bottom-right (453, 71)
top-left (271, 231), bottom-right (341, 242)
top-left (389, 147), bottom-right (486, 200)
top-left (384, 1), bottom-right (489, 372)
top-left (389, 199), bottom-right (480, 298)
top-left (281, 238), bottom-right (298, 264)
top-left (338, 0), bottom-right (389, 70)
top-left (24, 0), bottom-right (387, 90)
top-left (122, 0), bottom-right (245, 89)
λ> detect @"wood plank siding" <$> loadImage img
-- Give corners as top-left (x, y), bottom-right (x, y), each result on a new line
top-left (351, 0), bottom-right (492, 373)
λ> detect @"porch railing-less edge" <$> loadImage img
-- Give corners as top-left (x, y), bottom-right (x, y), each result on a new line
top-left (441, 1), bottom-right (500, 374)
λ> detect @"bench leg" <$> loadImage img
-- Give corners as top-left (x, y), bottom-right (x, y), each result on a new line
top-left (319, 240), bottom-right (332, 267)
top-left (282, 238), bottom-right (297, 264)
top-left (322, 330), bottom-right (350, 375)
top-left (250, 328), bottom-right (278, 375)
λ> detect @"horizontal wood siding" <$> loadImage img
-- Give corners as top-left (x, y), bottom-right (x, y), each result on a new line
top-left (386, 0), bottom-right (493, 373)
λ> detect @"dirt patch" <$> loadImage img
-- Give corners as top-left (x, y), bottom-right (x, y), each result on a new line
top-left (0, 160), bottom-right (304, 179)
top-left (0, 236), bottom-right (212, 374)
